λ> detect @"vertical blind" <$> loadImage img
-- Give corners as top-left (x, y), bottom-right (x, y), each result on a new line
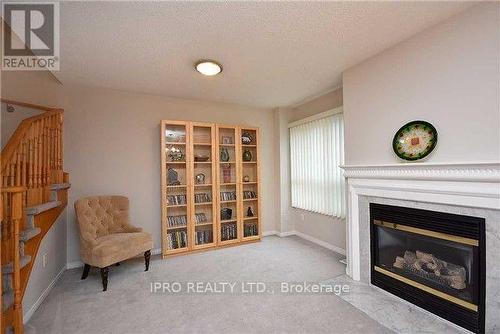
top-left (289, 112), bottom-right (345, 218)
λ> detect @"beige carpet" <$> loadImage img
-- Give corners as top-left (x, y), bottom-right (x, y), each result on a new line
top-left (26, 236), bottom-right (391, 334)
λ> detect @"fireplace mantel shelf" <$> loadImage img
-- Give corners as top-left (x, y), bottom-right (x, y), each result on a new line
top-left (340, 162), bottom-right (500, 182)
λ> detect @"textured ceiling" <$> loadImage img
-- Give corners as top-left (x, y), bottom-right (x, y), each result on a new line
top-left (56, 1), bottom-right (475, 108)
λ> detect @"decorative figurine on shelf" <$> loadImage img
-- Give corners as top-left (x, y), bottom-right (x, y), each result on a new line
top-left (242, 149), bottom-right (252, 162)
top-left (221, 208), bottom-right (233, 220)
top-left (167, 146), bottom-right (184, 161)
top-left (247, 207), bottom-right (254, 217)
top-left (220, 147), bottom-right (230, 162)
top-left (243, 175), bottom-right (250, 183)
top-left (241, 132), bottom-right (253, 144)
top-left (195, 173), bottom-right (206, 184)
top-left (222, 164), bottom-right (232, 183)
top-left (167, 167), bottom-right (181, 186)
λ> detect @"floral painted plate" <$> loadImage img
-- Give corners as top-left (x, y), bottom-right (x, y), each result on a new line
top-left (392, 121), bottom-right (437, 161)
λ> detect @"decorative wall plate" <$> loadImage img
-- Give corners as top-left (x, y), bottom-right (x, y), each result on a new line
top-left (392, 121), bottom-right (437, 161)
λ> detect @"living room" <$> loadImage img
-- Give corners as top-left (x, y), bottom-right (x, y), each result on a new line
top-left (1, 1), bottom-right (499, 334)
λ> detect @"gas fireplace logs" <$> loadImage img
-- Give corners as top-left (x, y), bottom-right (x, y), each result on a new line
top-left (393, 251), bottom-right (467, 290)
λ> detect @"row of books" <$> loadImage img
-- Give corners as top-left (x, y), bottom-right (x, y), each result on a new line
top-left (167, 194), bottom-right (187, 205)
top-left (221, 222), bottom-right (237, 241)
top-left (220, 191), bottom-right (237, 201)
top-left (196, 230), bottom-right (213, 245)
top-left (167, 215), bottom-right (187, 228)
top-left (243, 191), bottom-right (258, 199)
top-left (167, 230), bottom-right (187, 249)
top-left (244, 223), bottom-right (258, 237)
top-left (194, 193), bottom-right (211, 203)
top-left (194, 213), bottom-right (208, 224)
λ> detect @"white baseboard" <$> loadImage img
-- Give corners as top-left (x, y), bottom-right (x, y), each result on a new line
top-left (278, 230), bottom-right (295, 237)
top-left (264, 230), bottom-right (346, 255)
top-left (292, 231), bottom-right (346, 256)
top-left (23, 265), bottom-right (66, 324)
top-left (66, 260), bottom-right (83, 269)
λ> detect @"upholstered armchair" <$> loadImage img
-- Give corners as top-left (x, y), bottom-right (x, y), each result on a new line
top-left (74, 196), bottom-right (153, 291)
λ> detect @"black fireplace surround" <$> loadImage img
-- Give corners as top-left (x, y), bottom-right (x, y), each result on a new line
top-left (370, 203), bottom-right (485, 333)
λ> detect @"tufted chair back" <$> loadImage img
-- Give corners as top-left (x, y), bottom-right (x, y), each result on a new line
top-left (75, 196), bottom-right (132, 242)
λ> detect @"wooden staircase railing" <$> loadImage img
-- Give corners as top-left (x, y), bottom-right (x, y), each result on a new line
top-left (1, 105), bottom-right (64, 205)
top-left (1, 99), bottom-right (68, 334)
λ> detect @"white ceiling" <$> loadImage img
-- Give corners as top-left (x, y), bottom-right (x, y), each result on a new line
top-left (57, 1), bottom-right (475, 108)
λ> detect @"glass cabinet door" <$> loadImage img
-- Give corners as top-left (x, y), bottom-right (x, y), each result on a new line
top-left (162, 121), bottom-right (190, 255)
top-left (191, 123), bottom-right (216, 249)
top-left (216, 126), bottom-right (240, 244)
top-left (240, 127), bottom-right (260, 240)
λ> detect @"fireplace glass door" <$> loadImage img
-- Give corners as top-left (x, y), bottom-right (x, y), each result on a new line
top-left (373, 220), bottom-right (478, 306)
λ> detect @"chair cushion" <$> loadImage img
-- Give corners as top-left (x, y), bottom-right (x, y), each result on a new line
top-left (88, 232), bottom-right (153, 268)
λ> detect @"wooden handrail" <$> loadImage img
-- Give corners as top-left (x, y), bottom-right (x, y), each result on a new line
top-left (0, 98), bottom-right (58, 112)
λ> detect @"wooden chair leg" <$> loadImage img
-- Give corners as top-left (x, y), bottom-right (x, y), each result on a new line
top-left (144, 250), bottom-right (151, 271)
top-left (81, 264), bottom-right (90, 280)
top-left (100, 267), bottom-right (109, 291)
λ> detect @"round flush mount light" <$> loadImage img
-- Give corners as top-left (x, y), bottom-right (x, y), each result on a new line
top-left (195, 60), bottom-right (222, 76)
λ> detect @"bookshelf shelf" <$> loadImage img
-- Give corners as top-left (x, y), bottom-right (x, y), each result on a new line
top-left (161, 120), bottom-right (260, 258)
top-left (167, 225), bottom-right (188, 230)
top-left (166, 204), bottom-right (187, 208)
top-left (195, 202), bottom-right (213, 206)
top-left (220, 219), bottom-right (238, 224)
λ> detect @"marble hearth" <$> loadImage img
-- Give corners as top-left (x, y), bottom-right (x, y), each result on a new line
top-left (341, 162), bottom-right (500, 333)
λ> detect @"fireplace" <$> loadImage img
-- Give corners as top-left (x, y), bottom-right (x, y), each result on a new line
top-left (370, 203), bottom-right (486, 333)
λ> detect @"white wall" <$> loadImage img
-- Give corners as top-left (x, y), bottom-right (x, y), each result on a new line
top-left (343, 3), bottom-right (500, 165)
top-left (62, 84), bottom-right (277, 264)
top-left (23, 211), bottom-right (67, 322)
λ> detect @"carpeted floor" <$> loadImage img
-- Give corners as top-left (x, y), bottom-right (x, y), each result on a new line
top-left (25, 236), bottom-right (391, 334)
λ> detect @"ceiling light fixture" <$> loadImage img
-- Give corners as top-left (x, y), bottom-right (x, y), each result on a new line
top-left (195, 60), bottom-right (222, 76)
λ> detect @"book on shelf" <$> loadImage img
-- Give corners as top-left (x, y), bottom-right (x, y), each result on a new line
top-left (194, 193), bottom-right (211, 203)
top-left (166, 230), bottom-right (187, 249)
top-left (167, 194), bottom-right (187, 205)
top-left (167, 215), bottom-right (187, 228)
top-left (243, 190), bottom-right (257, 199)
top-left (244, 223), bottom-right (258, 237)
top-left (220, 191), bottom-right (236, 201)
top-left (196, 230), bottom-right (213, 245)
top-left (194, 213), bottom-right (208, 224)
top-left (221, 222), bottom-right (237, 241)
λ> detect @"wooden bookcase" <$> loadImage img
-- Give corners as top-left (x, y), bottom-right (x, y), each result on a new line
top-left (161, 120), bottom-right (260, 258)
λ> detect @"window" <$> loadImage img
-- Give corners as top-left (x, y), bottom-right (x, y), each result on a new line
top-left (289, 110), bottom-right (345, 218)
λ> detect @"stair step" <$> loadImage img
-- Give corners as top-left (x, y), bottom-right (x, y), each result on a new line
top-left (20, 226), bottom-right (41, 242)
top-left (49, 182), bottom-right (71, 190)
top-left (2, 290), bottom-right (13, 311)
top-left (2, 255), bottom-right (32, 274)
top-left (26, 200), bottom-right (61, 215)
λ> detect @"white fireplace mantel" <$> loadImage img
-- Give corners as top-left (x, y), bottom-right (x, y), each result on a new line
top-left (340, 162), bottom-right (500, 281)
